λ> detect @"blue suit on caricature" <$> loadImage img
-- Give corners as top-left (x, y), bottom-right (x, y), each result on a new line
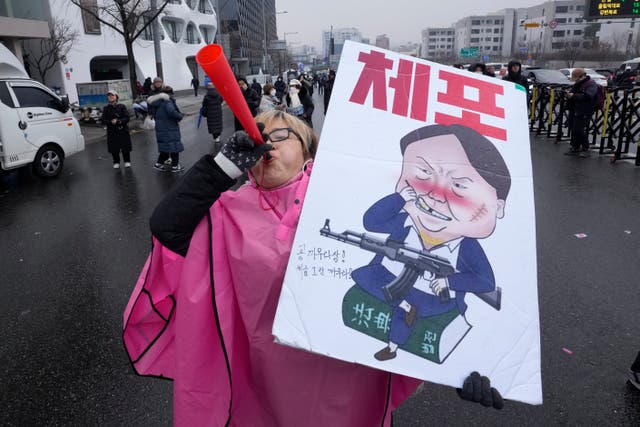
top-left (352, 192), bottom-right (496, 346)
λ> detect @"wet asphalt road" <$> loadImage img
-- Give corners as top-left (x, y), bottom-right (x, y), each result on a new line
top-left (1, 98), bottom-right (639, 425)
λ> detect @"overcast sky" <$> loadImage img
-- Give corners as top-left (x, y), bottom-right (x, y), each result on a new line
top-left (275, 0), bottom-right (547, 50)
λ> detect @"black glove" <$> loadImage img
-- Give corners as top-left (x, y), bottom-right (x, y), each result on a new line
top-left (457, 371), bottom-right (504, 410)
top-left (214, 124), bottom-right (272, 179)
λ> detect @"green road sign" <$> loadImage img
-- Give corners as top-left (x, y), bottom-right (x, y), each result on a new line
top-left (460, 47), bottom-right (479, 58)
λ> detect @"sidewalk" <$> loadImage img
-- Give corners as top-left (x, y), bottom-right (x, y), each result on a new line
top-left (80, 87), bottom-right (327, 144)
top-left (80, 88), bottom-right (206, 144)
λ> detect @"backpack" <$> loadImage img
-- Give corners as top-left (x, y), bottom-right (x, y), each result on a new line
top-left (594, 83), bottom-right (606, 110)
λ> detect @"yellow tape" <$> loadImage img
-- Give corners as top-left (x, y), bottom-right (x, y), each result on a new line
top-left (548, 88), bottom-right (555, 125)
top-left (530, 87), bottom-right (537, 121)
top-left (601, 92), bottom-right (611, 137)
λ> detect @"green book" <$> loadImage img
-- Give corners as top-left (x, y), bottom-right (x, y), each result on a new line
top-left (342, 285), bottom-right (471, 364)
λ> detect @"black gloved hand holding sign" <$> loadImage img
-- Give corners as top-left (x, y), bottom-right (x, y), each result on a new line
top-left (457, 371), bottom-right (504, 410)
top-left (214, 123), bottom-right (272, 179)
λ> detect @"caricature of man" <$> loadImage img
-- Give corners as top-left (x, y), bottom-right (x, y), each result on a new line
top-left (352, 124), bottom-right (511, 361)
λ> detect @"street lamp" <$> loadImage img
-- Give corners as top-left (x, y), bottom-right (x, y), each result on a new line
top-left (283, 31), bottom-right (298, 72)
top-left (261, 3), bottom-right (288, 74)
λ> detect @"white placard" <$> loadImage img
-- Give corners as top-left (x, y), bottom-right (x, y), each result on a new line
top-left (273, 41), bottom-right (542, 405)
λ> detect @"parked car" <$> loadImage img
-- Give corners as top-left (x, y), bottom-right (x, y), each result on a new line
top-left (0, 44), bottom-right (84, 178)
top-left (526, 69), bottom-right (571, 86)
top-left (558, 68), bottom-right (608, 87)
top-left (594, 68), bottom-right (616, 86)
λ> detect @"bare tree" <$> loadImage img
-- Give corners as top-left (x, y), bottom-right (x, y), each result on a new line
top-left (70, 0), bottom-right (170, 97)
top-left (559, 39), bottom-right (583, 68)
top-left (24, 18), bottom-right (79, 86)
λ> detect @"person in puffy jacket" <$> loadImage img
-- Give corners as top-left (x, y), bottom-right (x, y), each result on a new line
top-left (201, 83), bottom-right (223, 143)
top-left (502, 60), bottom-right (529, 90)
top-left (285, 78), bottom-right (314, 127)
top-left (147, 86), bottom-right (185, 172)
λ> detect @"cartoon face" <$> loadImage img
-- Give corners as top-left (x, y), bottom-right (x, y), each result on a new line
top-left (395, 134), bottom-right (505, 247)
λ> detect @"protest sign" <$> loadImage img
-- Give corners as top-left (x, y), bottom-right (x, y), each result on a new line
top-left (273, 40), bottom-right (542, 405)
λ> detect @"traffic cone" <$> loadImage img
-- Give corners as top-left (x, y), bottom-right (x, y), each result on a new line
top-left (196, 44), bottom-right (262, 144)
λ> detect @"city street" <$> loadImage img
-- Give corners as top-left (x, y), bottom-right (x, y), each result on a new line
top-left (1, 91), bottom-right (639, 425)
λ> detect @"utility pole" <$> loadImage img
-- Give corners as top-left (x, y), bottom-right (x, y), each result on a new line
top-left (329, 25), bottom-right (334, 68)
top-left (150, 0), bottom-right (163, 78)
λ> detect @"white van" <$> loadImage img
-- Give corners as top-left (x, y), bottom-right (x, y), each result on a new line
top-left (0, 45), bottom-right (84, 178)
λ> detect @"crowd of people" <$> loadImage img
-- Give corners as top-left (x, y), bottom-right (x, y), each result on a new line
top-left (102, 71), bottom-right (336, 172)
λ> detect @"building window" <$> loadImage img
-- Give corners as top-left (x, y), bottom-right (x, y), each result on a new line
top-left (493, 37), bottom-right (499, 42)
top-left (575, 18), bottom-right (583, 23)
top-left (493, 46), bottom-right (499, 51)
top-left (470, 37), bottom-right (479, 43)
top-left (199, 25), bottom-right (215, 43)
top-left (556, 18), bottom-right (567, 23)
top-left (576, 5), bottom-right (584, 11)
top-left (553, 30), bottom-right (565, 37)
top-left (198, 0), bottom-right (213, 14)
top-left (81, 0), bottom-right (101, 35)
top-left (141, 16), bottom-right (153, 41)
top-left (185, 22), bottom-right (200, 44)
top-left (555, 6), bottom-right (568, 13)
top-left (472, 20), bottom-right (481, 25)
top-left (162, 19), bottom-right (180, 42)
top-left (471, 29), bottom-right (480, 34)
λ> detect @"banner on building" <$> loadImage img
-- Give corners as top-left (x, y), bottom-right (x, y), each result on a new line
top-left (272, 40), bottom-right (542, 405)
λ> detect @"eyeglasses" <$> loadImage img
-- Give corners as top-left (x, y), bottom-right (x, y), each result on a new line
top-left (265, 127), bottom-right (304, 144)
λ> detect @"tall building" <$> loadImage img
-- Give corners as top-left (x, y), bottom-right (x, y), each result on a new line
top-left (18, 0), bottom-right (219, 103)
top-left (421, 28), bottom-right (455, 59)
top-left (0, 0), bottom-right (50, 63)
top-left (453, 11), bottom-right (515, 60)
top-left (218, 0), bottom-right (277, 75)
top-left (375, 34), bottom-right (390, 50)
top-left (322, 27), bottom-right (362, 65)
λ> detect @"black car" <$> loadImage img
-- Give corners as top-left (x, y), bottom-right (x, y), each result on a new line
top-left (526, 69), bottom-right (571, 86)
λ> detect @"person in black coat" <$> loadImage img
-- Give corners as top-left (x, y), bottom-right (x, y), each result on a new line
top-left (191, 76), bottom-right (200, 97)
top-left (142, 77), bottom-right (152, 95)
top-left (502, 60), bottom-right (529, 91)
top-left (101, 90), bottom-right (132, 169)
top-left (234, 76), bottom-right (261, 131)
top-left (201, 83), bottom-right (224, 142)
top-left (323, 69), bottom-right (335, 115)
top-left (250, 78), bottom-right (262, 96)
top-left (564, 68), bottom-right (598, 157)
top-left (274, 76), bottom-right (287, 102)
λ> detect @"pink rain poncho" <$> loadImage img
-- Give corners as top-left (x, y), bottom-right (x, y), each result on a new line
top-left (123, 163), bottom-right (421, 426)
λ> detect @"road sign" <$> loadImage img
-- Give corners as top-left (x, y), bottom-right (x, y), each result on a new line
top-left (482, 55), bottom-right (490, 62)
top-left (460, 47), bottom-right (479, 58)
top-left (519, 46), bottom-right (528, 53)
top-left (549, 19), bottom-right (558, 29)
top-left (524, 23), bottom-right (540, 28)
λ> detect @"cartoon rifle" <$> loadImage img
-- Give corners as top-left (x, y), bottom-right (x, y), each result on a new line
top-left (320, 219), bottom-right (501, 310)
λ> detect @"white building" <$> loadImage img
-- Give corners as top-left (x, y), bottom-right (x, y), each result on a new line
top-left (0, 0), bottom-right (50, 63)
top-left (421, 27), bottom-right (455, 59)
top-left (23, 0), bottom-right (217, 103)
top-left (322, 27), bottom-right (362, 65)
top-left (453, 11), bottom-right (515, 60)
top-left (512, 1), bottom-right (588, 56)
